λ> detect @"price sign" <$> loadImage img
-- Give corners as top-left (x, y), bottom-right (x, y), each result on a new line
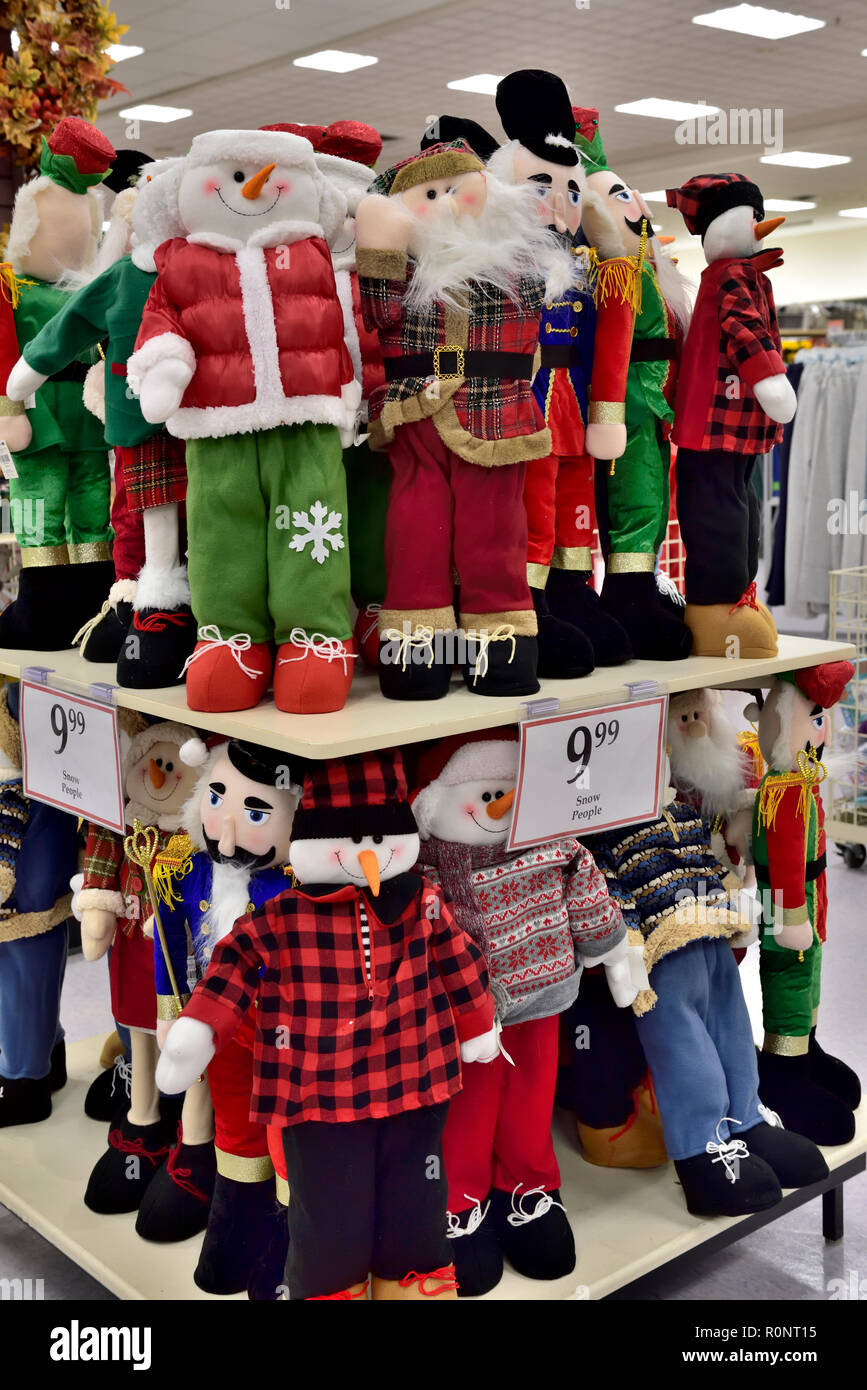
top-left (21, 681), bottom-right (125, 833)
top-left (508, 695), bottom-right (668, 850)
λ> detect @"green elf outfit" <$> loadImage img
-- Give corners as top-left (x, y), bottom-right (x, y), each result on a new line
top-left (752, 663), bottom-right (860, 1146)
top-left (0, 119), bottom-right (116, 649)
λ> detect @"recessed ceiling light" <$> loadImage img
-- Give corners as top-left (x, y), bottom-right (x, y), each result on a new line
top-left (761, 150), bottom-right (850, 167)
top-left (118, 105), bottom-right (192, 123)
top-left (641, 190), bottom-right (669, 202)
top-left (293, 50), bottom-right (378, 73)
top-left (106, 44), bottom-right (144, 62)
top-left (615, 99), bottom-right (722, 120)
top-left (839, 207), bottom-right (867, 219)
top-left (651, 223), bottom-right (663, 231)
top-left (692, 5), bottom-right (825, 39)
top-left (763, 198), bottom-right (816, 211)
top-left (446, 74), bottom-right (504, 95)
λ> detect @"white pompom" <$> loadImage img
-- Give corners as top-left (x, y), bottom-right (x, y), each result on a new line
top-left (179, 736), bottom-right (208, 767)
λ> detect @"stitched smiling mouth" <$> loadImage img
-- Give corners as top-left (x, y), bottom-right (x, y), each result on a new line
top-left (468, 811), bottom-right (507, 834)
top-left (216, 188), bottom-right (281, 218)
top-left (335, 848), bottom-right (395, 880)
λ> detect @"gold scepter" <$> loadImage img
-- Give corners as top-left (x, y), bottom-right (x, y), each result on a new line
top-left (124, 818), bottom-right (182, 1011)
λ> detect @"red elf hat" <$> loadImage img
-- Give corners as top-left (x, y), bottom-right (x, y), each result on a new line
top-left (783, 661), bottom-right (854, 709)
top-left (41, 117), bottom-right (115, 193)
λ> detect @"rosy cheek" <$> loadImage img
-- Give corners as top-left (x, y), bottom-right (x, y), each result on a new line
top-left (274, 181), bottom-right (289, 196)
top-left (392, 846), bottom-right (402, 857)
top-left (463, 803), bottom-right (476, 817)
top-left (203, 179), bottom-right (219, 194)
top-left (202, 810), bottom-right (219, 838)
top-left (329, 848), bottom-right (341, 864)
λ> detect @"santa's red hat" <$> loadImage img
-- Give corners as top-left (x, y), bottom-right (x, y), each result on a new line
top-left (412, 730), bottom-right (519, 836)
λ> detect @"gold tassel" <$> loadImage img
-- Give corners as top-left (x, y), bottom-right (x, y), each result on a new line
top-left (0, 262), bottom-right (33, 308)
top-left (738, 729), bottom-right (765, 784)
top-left (595, 256), bottom-right (642, 313)
top-left (153, 831), bottom-right (195, 907)
top-left (757, 769), bottom-right (816, 832)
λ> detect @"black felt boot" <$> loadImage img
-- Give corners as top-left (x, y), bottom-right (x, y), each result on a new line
top-left (116, 605), bottom-right (198, 689)
top-left (135, 1138), bottom-right (216, 1242)
top-left (83, 1113), bottom-right (174, 1214)
top-left (674, 1149), bottom-right (781, 1217)
top-left (447, 1199), bottom-right (504, 1298)
top-left (600, 571), bottom-right (692, 661)
top-left (0, 1072), bottom-right (53, 1128)
top-left (48, 1039), bottom-right (67, 1092)
top-left (0, 561), bottom-right (113, 650)
top-left (530, 586), bottom-right (594, 680)
top-left (809, 1030), bottom-right (862, 1110)
top-left (546, 568), bottom-right (633, 666)
top-left (378, 631), bottom-right (454, 701)
top-left (757, 1049), bottom-right (855, 1146)
top-left (462, 632), bottom-right (539, 698)
top-left (741, 1120), bottom-right (828, 1187)
top-left (195, 1173), bottom-right (283, 1296)
top-left (492, 1187), bottom-right (576, 1281)
top-left (247, 1201), bottom-right (291, 1301)
top-left (84, 1054), bottom-right (132, 1122)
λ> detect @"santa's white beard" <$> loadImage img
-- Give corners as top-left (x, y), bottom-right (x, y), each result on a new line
top-left (405, 177), bottom-right (574, 312)
top-left (670, 711), bottom-right (750, 817)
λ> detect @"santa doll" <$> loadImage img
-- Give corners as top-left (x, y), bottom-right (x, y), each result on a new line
top-left (356, 139), bottom-right (573, 699)
top-left (575, 112), bottom-right (693, 660)
top-left (157, 748), bottom-right (495, 1301)
top-left (748, 663), bottom-right (860, 1145)
top-left (413, 730), bottom-right (638, 1295)
top-left (488, 73), bottom-right (632, 675)
top-left (0, 117), bottom-right (115, 648)
top-left (666, 174), bottom-right (796, 659)
top-left (127, 128), bottom-right (360, 714)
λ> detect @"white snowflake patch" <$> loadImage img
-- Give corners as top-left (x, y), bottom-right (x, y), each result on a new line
top-left (287, 500), bottom-right (345, 565)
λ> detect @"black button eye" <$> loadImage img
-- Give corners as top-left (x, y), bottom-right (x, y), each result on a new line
top-left (681, 714), bottom-right (689, 722)
top-left (494, 790), bottom-right (504, 800)
top-left (352, 834), bottom-right (363, 845)
top-left (155, 758), bottom-right (163, 766)
top-left (481, 792), bottom-right (491, 802)
top-left (233, 170), bottom-right (245, 183)
top-left (165, 761), bottom-right (174, 772)
top-left (426, 188), bottom-right (437, 200)
top-left (373, 835), bottom-right (383, 845)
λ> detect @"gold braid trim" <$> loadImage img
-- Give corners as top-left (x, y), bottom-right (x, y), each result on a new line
top-left (595, 255), bottom-right (641, 313)
top-left (757, 768), bottom-right (818, 832)
top-left (156, 992), bottom-right (190, 1021)
top-left (215, 1148), bottom-right (275, 1183)
top-left (0, 263), bottom-right (34, 309)
top-left (738, 729), bottom-right (765, 784)
top-left (763, 1032), bottom-right (809, 1057)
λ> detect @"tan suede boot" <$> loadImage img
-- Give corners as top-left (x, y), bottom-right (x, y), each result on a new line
top-left (685, 595), bottom-right (777, 659)
top-left (371, 1266), bottom-right (459, 1300)
top-left (577, 1075), bottom-right (668, 1169)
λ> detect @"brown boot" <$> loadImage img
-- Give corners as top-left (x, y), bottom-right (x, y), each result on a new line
top-left (99, 1030), bottom-right (126, 1070)
top-left (685, 587), bottom-right (777, 659)
top-left (577, 1076), bottom-right (668, 1169)
top-left (307, 1281), bottom-right (369, 1300)
top-left (371, 1266), bottom-right (459, 1300)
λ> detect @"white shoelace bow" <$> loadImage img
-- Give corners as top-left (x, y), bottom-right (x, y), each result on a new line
top-left (706, 1116), bottom-right (749, 1183)
top-left (468, 625), bottom-right (516, 684)
top-left (111, 1056), bottom-right (133, 1099)
top-left (358, 603), bottom-right (381, 645)
top-left (72, 599), bottom-right (111, 649)
top-left (381, 624), bottom-right (436, 671)
top-left (446, 1194), bottom-right (490, 1239)
top-left (277, 628), bottom-right (357, 675)
top-left (181, 625), bottom-right (261, 680)
top-left (758, 1102), bottom-right (783, 1128)
top-left (506, 1184), bottom-right (566, 1227)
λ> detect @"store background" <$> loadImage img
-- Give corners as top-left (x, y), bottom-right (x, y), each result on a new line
top-left (1, 0), bottom-right (866, 1299)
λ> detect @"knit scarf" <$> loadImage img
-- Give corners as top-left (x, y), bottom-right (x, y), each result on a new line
top-left (418, 836), bottom-right (509, 959)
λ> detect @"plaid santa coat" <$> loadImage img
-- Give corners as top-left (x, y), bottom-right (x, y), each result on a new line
top-left (181, 871), bottom-right (494, 1125)
top-left (357, 249), bottom-right (551, 467)
top-left (672, 248), bottom-right (786, 454)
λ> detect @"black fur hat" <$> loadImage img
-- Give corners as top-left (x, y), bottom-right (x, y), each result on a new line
top-left (420, 115), bottom-right (499, 162)
top-left (495, 69), bottom-right (578, 167)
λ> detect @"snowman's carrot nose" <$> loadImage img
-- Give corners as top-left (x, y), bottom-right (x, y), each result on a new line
top-left (656, 234), bottom-right (676, 246)
top-left (754, 215), bottom-right (785, 240)
top-left (149, 758), bottom-right (166, 789)
top-left (357, 848), bottom-right (380, 896)
top-left (486, 789), bottom-right (515, 820)
top-left (242, 163), bottom-right (275, 200)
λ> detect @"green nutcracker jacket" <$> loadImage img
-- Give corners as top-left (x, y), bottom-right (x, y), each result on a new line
top-left (625, 262), bottom-right (677, 437)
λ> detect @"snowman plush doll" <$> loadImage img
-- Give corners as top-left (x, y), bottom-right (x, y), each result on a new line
top-left (157, 748), bottom-right (495, 1301)
top-left (412, 730), bottom-right (638, 1296)
top-left (127, 129), bottom-right (361, 715)
top-left (666, 174), bottom-right (795, 660)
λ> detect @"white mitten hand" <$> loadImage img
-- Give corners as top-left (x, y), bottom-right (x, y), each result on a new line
top-left (585, 420), bottom-right (627, 462)
top-left (581, 936), bottom-right (641, 1009)
top-left (0, 414), bottom-right (32, 453)
top-left (69, 872), bottom-right (84, 923)
top-left (460, 1025), bottom-right (500, 1065)
top-left (80, 908), bottom-right (118, 961)
top-left (156, 1017), bottom-right (173, 1051)
top-left (753, 373), bottom-right (797, 424)
top-left (137, 358), bottom-right (193, 423)
top-left (5, 357), bottom-right (48, 402)
top-left (154, 1016), bottom-right (215, 1094)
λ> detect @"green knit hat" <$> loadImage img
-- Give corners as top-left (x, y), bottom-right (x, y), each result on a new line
top-left (572, 106), bottom-right (609, 176)
top-left (39, 117), bottom-right (115, 195)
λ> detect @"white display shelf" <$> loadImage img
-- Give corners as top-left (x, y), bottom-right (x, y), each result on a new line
top-left (0, 634), bottom-right (855, 760)
top-left (0, 1036), bottom-right (864, 1302)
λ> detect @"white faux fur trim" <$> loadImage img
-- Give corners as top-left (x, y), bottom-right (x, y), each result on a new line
top-left (127, 333), bottom-right (196, 396)
top-left (130, 242), bottom-right (157, 272)
top-left (162, 395), bottom-right (353, 440)
top-left (315, 154), bottom-right (374, 215)
top-left (544, 133), bottom-right (574, 150)
top-left (109, 578), bottom-right (138, 607)
top-left (78, 887), bottom-right (125, 916)
top-left (335, 267), bottom-right (363, 386)
top-left (185, 230), bottom-right (244, 253)
top-left (434, 739), bottom-right (519, 788)
top-left (82, 360), bottom-right (106, 422)
top-left (247, 220), bottom-right (326, 250)
top-left (133, 562), bottom-right (190, 611)
top-left (187, 129), bottom-right (317, 172)
top-left (734, 786), bottom-right (759, 812)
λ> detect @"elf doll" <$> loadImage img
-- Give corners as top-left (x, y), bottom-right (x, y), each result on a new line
top-left (666, 174), bottom-right (796, 659)
top-left (748, 663), bottom-right (860, 1145)
top-left (489, 74), bottom-right (635, 676)
top-left (356, 139), bottom-right (573, 699)
top-left (0, 117), bottom-right (115, 648)
top-left (157, 748), bottom-right (496, 1301)
top-left (575, 112), bottom-right (693, 660)
top-left (127, 128), bottom-right (360, 715)
top-left (413, 729), bottom-right (639, 1295)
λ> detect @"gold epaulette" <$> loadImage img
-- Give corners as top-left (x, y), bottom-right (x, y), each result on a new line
top-left (738, 729), bottom-right (766, 784)
top-left (757, 769), bottom-right (817, 831)
top-left (153, 832), bottom-right (196, 907)
top-left (594, 255), bottom-right (642, 314)
top-left (0, 262), bottom-right (34, 309)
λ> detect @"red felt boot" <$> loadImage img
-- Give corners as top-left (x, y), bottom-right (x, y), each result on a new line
top-left (183, 626), bottom-right (272, 712)
top-left (273, 630), bottom-right (357, 714)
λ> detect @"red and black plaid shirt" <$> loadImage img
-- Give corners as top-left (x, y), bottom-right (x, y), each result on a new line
top-left (672, 249), bottom-right (786, 455)
top-left (182, 872), bottom-right (493, 1126)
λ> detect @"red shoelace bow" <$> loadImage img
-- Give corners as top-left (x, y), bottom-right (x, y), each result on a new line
top-left (729, 582), bottom-right (760, 615)
top-left (165, 1132), bottom-right (210, 1203)
top-left (398, 1267), bottom-right (459, 1296)
top-left (133, 610), bottom-right (191, 633)
top-left (108, 1127), bottom-right (171, 1167)
top-left (308, 1280), bottom-right (369, 1300)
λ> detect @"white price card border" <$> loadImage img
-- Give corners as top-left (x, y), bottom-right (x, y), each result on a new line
top-left (20, 680), bottom-right (125, 834)
top-left (509, 695), bottom-right (669, 850)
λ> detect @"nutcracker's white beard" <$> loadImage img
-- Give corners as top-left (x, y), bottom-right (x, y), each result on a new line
top-left (669, 707), bottom-right (750, 818)
top-left (405, 176), bottom-right (575, 312)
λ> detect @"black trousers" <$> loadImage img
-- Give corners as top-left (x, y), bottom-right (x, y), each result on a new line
top-left (676, 448), bottom-right (760, 606)
top-left (281, 1102), bottom-right (451, 1299)
top-left (559, 969), bottom-right (649, 1128)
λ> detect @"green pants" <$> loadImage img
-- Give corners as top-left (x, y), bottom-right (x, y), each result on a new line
top-left (603, 415), bottom-right (669, 569)
top-left (10, 446), bottom-right (111, 551)
top-left (184, 422), bottom-right (352, 646)
top-left (344, 436), bottom-right (390, 605)
top-left (760, 928), bottom-right (821, 1047)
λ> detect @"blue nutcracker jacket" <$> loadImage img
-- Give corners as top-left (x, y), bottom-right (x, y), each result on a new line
top-left (532, 244), bottom-right (597, 440)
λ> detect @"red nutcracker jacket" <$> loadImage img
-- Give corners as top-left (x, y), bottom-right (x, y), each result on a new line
top-left (672, 249), bottom-right (786, 455)
top-left (182, 871), bottom-right (494, 1125)
top-left (752, 772), bottom-right (826, 940)
top-left (128, 234), bottom-right (358, 441)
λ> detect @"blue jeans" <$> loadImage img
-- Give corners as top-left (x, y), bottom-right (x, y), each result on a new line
top-left (0, 923), bottom-right (68, 1079)
top-left (636, 937), bottom-right (762, 1160)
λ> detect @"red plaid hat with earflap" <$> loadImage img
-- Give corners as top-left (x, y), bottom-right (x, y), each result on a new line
top-left (666, 172), bottom-right (764, 239)
top-left (292, 749), bottom-right (418, 840)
